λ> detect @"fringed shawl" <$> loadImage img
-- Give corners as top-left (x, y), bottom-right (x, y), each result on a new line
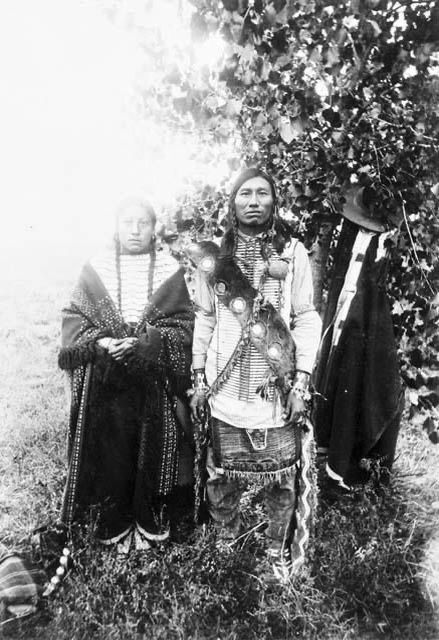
top-left (58, 256), bottom-right (194, 524)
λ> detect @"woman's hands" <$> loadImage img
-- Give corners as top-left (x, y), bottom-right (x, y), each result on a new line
top-left (98, 337), bottom-right (138, 363)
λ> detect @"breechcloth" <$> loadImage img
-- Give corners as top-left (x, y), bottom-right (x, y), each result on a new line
top-left (210, 418), bottom-right (301, 482)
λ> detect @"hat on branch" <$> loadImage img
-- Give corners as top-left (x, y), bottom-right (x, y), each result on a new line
top-left (342, 186), bottom-right (401, 232)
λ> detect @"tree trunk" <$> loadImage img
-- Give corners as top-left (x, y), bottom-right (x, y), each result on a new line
top-left (308, 220), bottom-right (337, 316)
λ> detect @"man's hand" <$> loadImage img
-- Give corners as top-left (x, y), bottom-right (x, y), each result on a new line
top-left (282, 371), bottom-right (311, 426)
top-left (190, 369), bottom-right (208, 422)
top-left (189, 389), bottom-right (208, 423)
top-left (282, 389), bottom-right (307, 425)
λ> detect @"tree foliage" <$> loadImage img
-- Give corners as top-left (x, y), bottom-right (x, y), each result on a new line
top-left (123, 0), bottom-right (439, 439)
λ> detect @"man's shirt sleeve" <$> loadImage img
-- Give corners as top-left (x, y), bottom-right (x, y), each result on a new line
top-left (290, 242), bottom-right (322, 374)
top-left (192, 269), bottom-right (216, 370)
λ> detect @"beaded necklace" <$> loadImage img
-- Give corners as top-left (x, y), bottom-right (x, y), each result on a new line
top-left (114, 239), bottom-right (156, 323)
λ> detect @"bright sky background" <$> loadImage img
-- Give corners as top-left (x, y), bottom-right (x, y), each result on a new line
top-left (0, 0), bottom-right (228, 265)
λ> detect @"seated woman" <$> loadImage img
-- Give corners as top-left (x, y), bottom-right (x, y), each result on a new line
top-left (58, 197), bottom-right (194, 554)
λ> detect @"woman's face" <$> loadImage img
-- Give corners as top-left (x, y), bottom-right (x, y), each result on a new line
top-left (117, 203), bottom-right (155, 254)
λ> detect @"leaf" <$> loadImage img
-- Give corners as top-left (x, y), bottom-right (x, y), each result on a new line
top-left (291, 118), bottom-right (305, 137)
top-left (190, 12), bottom-right (208, 41)
top-left (264, 6), bottom-right (277, 25)
top-left (275, 7), bottom-right (288, 25)
top-left (335, 27), bottom-right (348, 46)
top-left (309, 47), bottom-right (322, 64)
top-left (392, 301), bottom-right (405, 315)
top-left (326, 45), bottom-right (340, 67)
top-left (315, 79), bottom-right (330, 98)
top-left (243, 69), bottom-right (254, 85)
top-left (225, 99), bottom-right (242, 116)
top-left (290, 184), bottom-right (303, 197)
top-left (222, 0), bottom-right (239, 9)
top-left (274, 54), bottom-right (292, 70)
top-left (239, 44), bottom-right (255, 63)
top-left (423, 416), bottom-right (437, 435)
top-left (255, 111), bottom-right (267, 128)
top-left (367, 20), bottom-right (382, 37)
top-left (261, 123), bottom-right (274, 136)
top-left (279, 116), bottom-right (304, 143)
top-left (279, 118), bottom-right (294, 144)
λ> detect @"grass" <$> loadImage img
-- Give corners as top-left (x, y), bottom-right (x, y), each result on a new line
top-left (1, 250), bottom-right (439, 639)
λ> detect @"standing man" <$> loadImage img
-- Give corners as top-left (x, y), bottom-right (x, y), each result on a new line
top-left (190, 168), bottom-right (321, 581)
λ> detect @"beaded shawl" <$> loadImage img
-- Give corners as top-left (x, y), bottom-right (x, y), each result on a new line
top-left (58, 250), bottom-right (194, 525)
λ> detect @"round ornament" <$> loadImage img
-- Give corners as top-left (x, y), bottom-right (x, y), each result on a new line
top-left (267, 342), bottom-right (282, 361)
top-left (251, 321), bottom-right (266, 339)
top-left (214, 281), bottom-right (227, 296)
top-left (230, 297), bottom-right (247, 314)
top-left (268, 260), bottom-right (288, 280)
top-left (199, 256), bottom-right (215, 273)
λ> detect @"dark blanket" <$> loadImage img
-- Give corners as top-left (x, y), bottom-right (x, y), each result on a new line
top-left (314, 221), bottom-right (403, 482)
top-left (58, 258), bottom-right (194, 525)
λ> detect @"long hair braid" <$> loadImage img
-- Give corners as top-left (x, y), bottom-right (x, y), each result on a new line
top-left (260, 216), bottom-right (277, 262)
top-left (115, 234), bottom-right (122, 312)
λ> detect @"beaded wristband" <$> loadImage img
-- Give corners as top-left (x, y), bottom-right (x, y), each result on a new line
top-left (193, 369), bottom-right (209, 392)
top-left (293, 370), bottom-right (311, 387)
top-left (285, 370), bottom-right (311, 402)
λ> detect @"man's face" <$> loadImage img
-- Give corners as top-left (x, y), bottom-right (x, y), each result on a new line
top-left (117, 203), bottom-right (155, 254)
top-left (234, 176), bottom-right (274, 232)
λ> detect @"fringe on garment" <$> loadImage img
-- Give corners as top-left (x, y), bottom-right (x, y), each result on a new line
top-left (58, 343), bottom-right (99, 370)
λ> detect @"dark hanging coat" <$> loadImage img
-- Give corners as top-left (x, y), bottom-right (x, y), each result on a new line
top-left (314, 220), bottom-right (404, 483)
